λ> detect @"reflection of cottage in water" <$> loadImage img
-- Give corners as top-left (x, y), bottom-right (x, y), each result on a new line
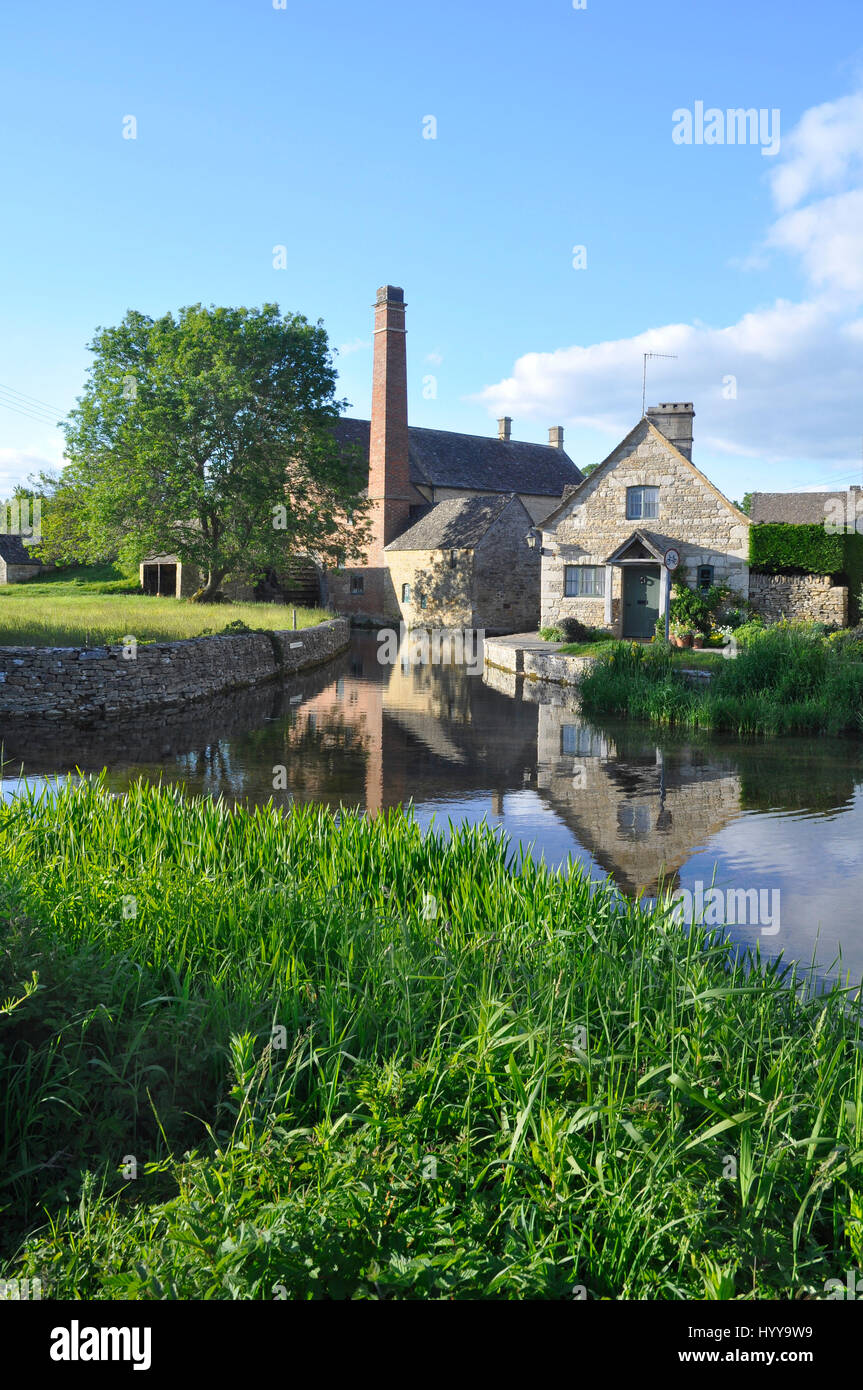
top-left (534, 702), bottom-right (742, 895)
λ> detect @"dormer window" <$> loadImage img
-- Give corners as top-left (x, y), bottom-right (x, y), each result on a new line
top-left (626, 485), bottom-right (659, 520)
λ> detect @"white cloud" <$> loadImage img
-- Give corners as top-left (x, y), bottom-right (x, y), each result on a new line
top-left (425, 350), bottom-right (444, 365)
top-left (767, 189), bottom-right (863, 299)
top-left (769, 91), bottom-right (863, 211)
top-left (0, 447), bottom-right (62, 497)
top-left (337, 338), bottom-right (370, 355)
top-left (475, 87), bottom-right (863, 471)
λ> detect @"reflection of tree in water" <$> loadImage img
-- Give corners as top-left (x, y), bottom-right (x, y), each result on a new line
top-left (276, 706), bottom-right (372, 802)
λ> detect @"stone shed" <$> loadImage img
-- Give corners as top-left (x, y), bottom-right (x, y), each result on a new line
top-left (0, 534), bottom-right (41, 585)
top-left (384, 492), bottom-right (539, 633)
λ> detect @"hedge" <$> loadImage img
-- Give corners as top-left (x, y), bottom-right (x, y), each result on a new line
top-left (750, 523), bottom-right (863, 623)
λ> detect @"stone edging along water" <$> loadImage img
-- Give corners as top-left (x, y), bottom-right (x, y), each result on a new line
top-left (483, 636), bottom-right (596, 687)
top-left (0, 617), bottom-right (350, 726)
top-left (483, 635), bottom-right (714, 690)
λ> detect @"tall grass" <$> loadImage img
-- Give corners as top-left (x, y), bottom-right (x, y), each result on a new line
top-left (1, 778), bottom-right (862, 1299)
top-left (579, 629), bottom-right (863, 738)
top-left (0, 592), bottom-right (332, 647)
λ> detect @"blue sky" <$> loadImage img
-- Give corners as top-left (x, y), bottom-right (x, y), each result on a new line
top-left (2, 0), bottom-right (862, 502)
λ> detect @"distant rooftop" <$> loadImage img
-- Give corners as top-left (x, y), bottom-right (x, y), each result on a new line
top-left (333, 417), bottom-right (583, 498)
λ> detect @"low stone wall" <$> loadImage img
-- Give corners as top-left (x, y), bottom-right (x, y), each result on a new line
top-left (484, 637), bottom-right (595, 686)
top-left (0, 618), bottom-right (350, 724)
top-left (748, 572), bottom-right (848, 627)
top-left (523, 650), bottom-right (595, 685)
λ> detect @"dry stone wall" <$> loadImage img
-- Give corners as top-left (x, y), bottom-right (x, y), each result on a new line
top-left (748, 573), bottom-right (848, 626)
top-left (0, 618), bottom-right (349, 724)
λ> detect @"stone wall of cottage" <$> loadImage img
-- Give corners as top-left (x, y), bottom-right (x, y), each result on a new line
top-left (472, 500), bottom-right (540, 632)
top-left (0, 562), bottom-right (41, 584)
top-left (541, 421), bottom-right (750, 632)
top-left (384, 549), bottom-right (475, 629)
top-left (0, 618), bottom-right (349, 724)
top-left (748, 572), bottom-right (849, 627)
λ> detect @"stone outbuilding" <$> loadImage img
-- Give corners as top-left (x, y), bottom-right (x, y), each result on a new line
top-left (383, 492), bottom-right (539, 633)
top-left (0, 535), bottom-right (41, 585)
top-left (539, 406), bottom-right (751, 638)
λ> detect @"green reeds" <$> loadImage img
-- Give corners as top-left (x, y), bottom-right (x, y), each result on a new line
top-left (1, 777), bottom-right (861, 1298)
top-left (579, 629), bottom-right (863, 737)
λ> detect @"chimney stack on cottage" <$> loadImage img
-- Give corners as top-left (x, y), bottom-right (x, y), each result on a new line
top-left (548, 426), bottom-right (564, 449)
top-left (498, 416), bottom-right (512, 442)
top-left (646, 402), bottom-right (694, 461)
top-left (367, 285), bottom-right (412, 557)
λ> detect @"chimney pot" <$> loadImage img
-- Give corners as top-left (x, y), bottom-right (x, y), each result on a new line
top-left (498, 416), bottom-right (512, 442)
top-left (548, 426), bottom-right (564, 449)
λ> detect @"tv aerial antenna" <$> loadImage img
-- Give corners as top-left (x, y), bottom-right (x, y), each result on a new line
top-left (642, 353), bottom-right (678, 417)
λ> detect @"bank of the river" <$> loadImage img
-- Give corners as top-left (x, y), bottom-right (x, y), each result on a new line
top-left (580, 627), bottom-right (863, 739)
top-left (484, 632), bottom-right (713, 689)
top-left (1, 777), bottom-right (861, 1299)
top-left (0, 617), bottom-right (350, 724)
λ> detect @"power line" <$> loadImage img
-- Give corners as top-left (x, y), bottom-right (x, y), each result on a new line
top-left (0, 397), bottom-right (64, 428)
top-left (0, 381), bottom-right (65, 416)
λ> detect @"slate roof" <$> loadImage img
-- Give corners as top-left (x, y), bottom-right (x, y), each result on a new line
top-left (0, 535), bottom-right (36, 564)
top-left (750, 491), bottom-right (855, 524)
top-left (384, 493), bottom-right (518, 551)
top-left (333, 417), bottom-right (583, 497)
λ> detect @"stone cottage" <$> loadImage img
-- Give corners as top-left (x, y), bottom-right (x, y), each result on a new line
top-left (383, 492), bottom-right (539, 633)
top-left (539, 406), bottom-right (751, 638)
top-left (0, 535), bottom-right (41, 585)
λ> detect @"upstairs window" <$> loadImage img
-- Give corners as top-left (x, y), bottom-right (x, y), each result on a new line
top-left (401, 583), bottom-right (412, 602)
top-left (626, 485), bottom-right (659, 520)
top-left (564, 565), bottom-right (605, 598)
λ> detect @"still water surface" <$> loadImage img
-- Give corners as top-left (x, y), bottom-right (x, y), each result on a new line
top-left (3, 634), bottom-right (862, 983)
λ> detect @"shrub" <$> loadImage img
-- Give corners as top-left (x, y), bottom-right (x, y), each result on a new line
top-left (559, 616), bottom-right (593, 643)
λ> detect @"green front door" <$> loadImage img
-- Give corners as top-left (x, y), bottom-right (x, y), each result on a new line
top-left (622, 564), bottom-right (660, 638)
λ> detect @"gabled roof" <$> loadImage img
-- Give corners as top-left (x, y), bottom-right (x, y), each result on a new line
top-left (333, 417), bottom-right (583, 498)
top-left (604, 529), bottom-right (682, 564)
top-left (384, 493), bottom-right (521, 551)
top-left (0, 535), bottom-right (36, 564)
top-left (750, 491), bottom-right (854, 525)
top-left (541, 418), bottom-right (751, 531)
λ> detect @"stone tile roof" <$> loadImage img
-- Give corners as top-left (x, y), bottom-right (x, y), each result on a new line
top-left (384, 493), bottom-right (516, 551)
top-left (0, 535), bottom-right (36, 564)
top-left (750, 491), bottom-right (854, 524)
top-left (333, 417), bottom-right (583, 497)
top-left (605, 528), bottom-right (682, 563)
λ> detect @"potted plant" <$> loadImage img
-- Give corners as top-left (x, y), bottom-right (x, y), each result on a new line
top-left (668, 619), bottom-right (694, 649)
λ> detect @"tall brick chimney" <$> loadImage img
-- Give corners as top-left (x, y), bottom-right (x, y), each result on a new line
top-left (367, 285), bottom-right (411, 559)
top-left (646, 402), bottom-right (694, 461)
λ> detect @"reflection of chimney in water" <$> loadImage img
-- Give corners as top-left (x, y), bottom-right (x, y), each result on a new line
top-left (491, 790), bottom-right (504, 816)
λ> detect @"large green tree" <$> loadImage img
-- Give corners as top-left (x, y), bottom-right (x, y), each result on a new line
top-left (63, 304), bottom-right (369, 599)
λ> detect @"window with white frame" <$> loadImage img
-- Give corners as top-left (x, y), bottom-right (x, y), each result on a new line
top-left (564, 565), bottom-right (605, 597)
top-left (626, 485), bottom-right (659, 520)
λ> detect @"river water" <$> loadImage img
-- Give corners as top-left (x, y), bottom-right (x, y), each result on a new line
top-left (3, 633), bottom-right (862, 984)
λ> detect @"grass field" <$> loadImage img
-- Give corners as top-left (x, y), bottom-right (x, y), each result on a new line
top-left (0, 565), bottom-right (331, 647)
top-left (1, 778), bottom-right (862, 1300)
